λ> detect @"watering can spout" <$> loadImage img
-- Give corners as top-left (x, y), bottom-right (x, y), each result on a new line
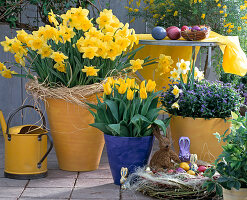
top-left (0, 110), bottom-right (7, 137)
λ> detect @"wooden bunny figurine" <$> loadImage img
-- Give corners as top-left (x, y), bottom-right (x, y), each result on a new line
top-left (149, 124), bottom-right (181, 172)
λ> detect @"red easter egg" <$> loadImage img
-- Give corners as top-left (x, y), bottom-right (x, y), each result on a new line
top-left (198, 165), bottom-right (207, 173)
top-left (166, 26), bottom-right (177, 33)
top-left (181, 26), bottom-right (189, 31)
top-left (167, 27), bottom-right (181, 40)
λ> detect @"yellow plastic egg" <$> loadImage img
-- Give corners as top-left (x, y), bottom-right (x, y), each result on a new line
top-left (179, 162), bottom-right (190, 171)
top-left (187, 170), bottom-right (196, 175)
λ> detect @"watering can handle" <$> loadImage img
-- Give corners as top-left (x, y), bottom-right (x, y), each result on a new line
top-left (37, 133), bottom-right (53, 169)
top-left (6, 105), bottom-right (46, 141)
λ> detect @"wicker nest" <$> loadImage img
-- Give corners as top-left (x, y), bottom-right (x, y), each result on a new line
top-left (181, 27), bottom-right (210, 41)
top-left (124, 167), bottom-right (219, 200)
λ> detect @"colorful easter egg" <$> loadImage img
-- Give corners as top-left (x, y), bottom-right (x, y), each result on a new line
top-left (151, 26), bottom-right (167, 40)
top-left (187, 170), bottom-right (196, 175)
top-left (198, 165), bottom-right (207, 173)
top-left (167, 27), bottom-right (181, 40)
top-left (179, 162), bottom-right (190, 171)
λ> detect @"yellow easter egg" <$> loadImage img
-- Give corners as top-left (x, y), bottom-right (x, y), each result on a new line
top-left (179, 162), bottom-right (190, 171)
top-left (187, 170), bottom-right (196, 175)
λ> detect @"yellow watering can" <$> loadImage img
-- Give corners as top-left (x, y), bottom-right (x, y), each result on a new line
top-left (0, 105), bottom-right (53, 179)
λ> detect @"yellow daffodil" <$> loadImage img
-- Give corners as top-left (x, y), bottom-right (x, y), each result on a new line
top-left (240, 5), bottom-right (246, 10)
top-left (118, 82), bottom-right (128, 94)
top-left (227, 29), bottom-right (232, 33)
top-left (140, 87), bottom-right (147, 99)
top-left (127, 89), bottom-right (134, 100)
top-left (219, 10), bottom-right (224, 14)
top-left (158, 54), bottom-right (174, 68)
top-left (172, 85), bottom-right (182, 98)
top-left (96, 9), bottom-right (113, 28)
top-left (0, 62), bottom-right (4, 71)
top-left (14, 54), bottom-right (25, 67)
top-left (170, 68), bottom-right (180, 81)
top-left (0, 66), bottom-right (17, 78)
top-left (48, 10), bottom-right (59, 26)
top-left (16, 30), bottom-right (29, 44)
top-left (85, 27), bottom-right (104, 39)
top-left (103, 82), bottom-right (112, 95)
top-left (51, 52), bottom-right (68, 63)
top-left (0, 36), bottom-right (14, 52)
top-left (224, 13), bottom-right (228, 17)
top-left (54, 62), bottom-right (66, 73)
top-left (81, 66), bottom-right (100, 76)
top-left (28, 36), bottom-right (45, 51)
top-left (129, 59), bottom-right (144, 73)
top-left (146, 80), bottom-right (156, 92)
top-left (174, 11), bottom-right (178, 16)
top-left (171, 101), bottom-right (180, 109)
top-left (106, 42), bottom-right (121, 61)
top-left (223, 5), bottom-right (227, 9)
top-left (238, 27), bottom-right (242, 31)
top-left (159, 65), bottom-right (173, 75)
top-left (201, 14), bottom-right (205, 19)
top-left (82, 47), bottom-right (98, 59)
top-left (115, 36), bottom-right (131, 51)
top-left (176, 59), bottom-right (190, 74)
top-left (217, 3), bottom-right (221, 7)
top-left (37, 45), bottom-right (53, 58)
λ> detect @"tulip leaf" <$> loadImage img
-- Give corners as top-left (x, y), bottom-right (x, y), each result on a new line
top-left (106, 124), bottom-right (120, 136)
top-left (90, 123), bottom-right (110, 134)
top-left (105, 100), bottom-right (119, 122)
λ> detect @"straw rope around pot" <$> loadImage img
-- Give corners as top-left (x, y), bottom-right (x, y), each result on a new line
top-left (25, 78), bottom-right (105, 108)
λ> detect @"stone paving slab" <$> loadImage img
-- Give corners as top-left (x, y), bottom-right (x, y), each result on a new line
top-left (28, 177), bottom-right (76, 188)
top-left (75, 178), bottom-right (114, 188)
top-left (0, 178), bottom-right (28, 187)
top-left (21, 187), bottom-right (72, 199)
top-left (78, 169), bottom-right (112, 179)
top-left (71, 183), bottom-right (119, 199)
top-left (48, 169), bottom-right (78, 179)
top-left (121, 190), bottom-right (155, 200)
top-left (0, 187), bottom-right (24, 198)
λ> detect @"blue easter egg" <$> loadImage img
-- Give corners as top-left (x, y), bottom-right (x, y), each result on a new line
top-left (200, 27), bottom-right (207, 31)
top-left (151, 26), bottom-right (167, 40)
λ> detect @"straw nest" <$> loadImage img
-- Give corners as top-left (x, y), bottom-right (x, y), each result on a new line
top-left (124, 167), bottom-right (218, 200)
top-left (25, 78), bottom-right (104, 107)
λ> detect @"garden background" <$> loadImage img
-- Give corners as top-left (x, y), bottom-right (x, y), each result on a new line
top-left (0, 0), bottom-right (220, 126)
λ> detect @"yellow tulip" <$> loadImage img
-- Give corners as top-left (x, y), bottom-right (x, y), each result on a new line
top-left (103, 82), bottom-right (112, 95)
top-left (140, 80), bottom-right (146, 89)
top-left (127, 89), bottom-right (134, 100)
top-left (118, 82), bottom-right (128, 94)
top-left (107, 77), bottom-right (115, 86)
top-left (146, 80), bottom-right (156, 92)
top-left (140, 87), bottom-right (147, 99)
top-left (126, 78), bottom-right (135, 88)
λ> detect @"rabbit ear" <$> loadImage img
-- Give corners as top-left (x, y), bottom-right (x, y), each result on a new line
top-left (152, 124), bottom-right (165, 143)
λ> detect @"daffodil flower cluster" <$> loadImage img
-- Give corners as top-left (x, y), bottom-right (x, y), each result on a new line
top-left (88, 77), bottom-right (167, 137)
top-left (0, 7), bottom-right (148, 87)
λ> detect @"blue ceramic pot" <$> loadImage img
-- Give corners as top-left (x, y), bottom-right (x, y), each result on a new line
top-left (104, 134), bottom-right (154, 185)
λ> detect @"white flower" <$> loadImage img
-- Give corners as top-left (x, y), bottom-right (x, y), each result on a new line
top-left (176, 59), bottom-right (190, 74)
top-left (172, 85), bottom-right (183, 98)
top-left (170, 68), bottom-right (180, 81)
top-left (171, 101), bottom-right (179, 110)
top-left (194, 67), bottom-right (204, 81)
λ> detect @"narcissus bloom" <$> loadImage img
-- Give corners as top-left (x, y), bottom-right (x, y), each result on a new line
top-left (129, 59), bottom-right (144, 72)
top-left (171, 101), bottom-right (179, 109)
top-left (81, 66), bottom-right (100, 76)
top-left (146, 80), bottom-right (156, 92)
top-left (176, 59), bottom-right (190, 74)
top-left (172, 85), bottom-right (182, 98)
top-left (51, 52), bottom-right (68, 63)
top-left (170, 68), bottom-right (180, 81)
top-left (54, 62), bottom-right (66, 73)
top-left (0, 66), bottom-right (17, 78)
top-left (82, 47), bottom-right (98, 59)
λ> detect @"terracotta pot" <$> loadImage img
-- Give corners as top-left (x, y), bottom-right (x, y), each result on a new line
top-left (45, 97), bottom-right (104, 171)
top-left (223, 188), bottom-right (247, 200)
top-left (170, 115), bottom-right (231, 163)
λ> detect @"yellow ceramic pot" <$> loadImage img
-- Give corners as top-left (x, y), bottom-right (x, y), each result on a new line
top-left (223, 188), bottom-right (247, 200)
top-left (170, 115), bottom-right (231, 163)
top-left (45, 96), bottom-right (104, 171)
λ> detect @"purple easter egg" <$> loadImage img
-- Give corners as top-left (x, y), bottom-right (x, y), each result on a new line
top-left (191, 26), bottom-right (200, 32)
top-left (176, 167), bottom-right (186, 173)
top-left (151, 26), bottom-right (167, 40)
